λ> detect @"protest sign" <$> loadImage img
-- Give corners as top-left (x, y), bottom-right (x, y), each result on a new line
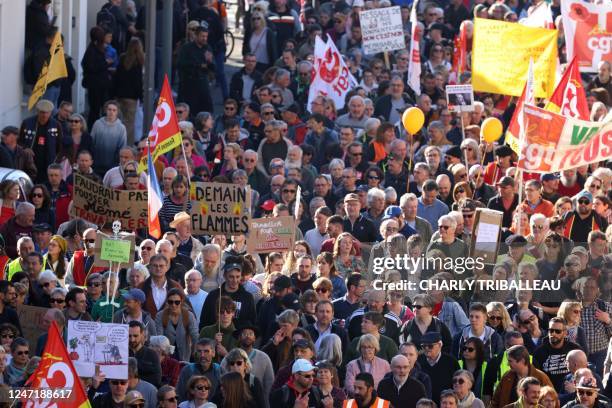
top-left (190, 182), bottom-right (251, 235)
top-left (359, 6), bottom-right (406, 55)
top-left (16, 305), bottom-right (48, 347)
top-left (72, 174), bottom-right (148, 230)
top-left (247, 216), bottom-right (296, 253)
top-left (93, 231), bottom-right (136, 269)
top-left (469, 208), bottom-right (503, 264)
top-left (517, 105), bottom-right (612, 173)
top-left (446, 85), bottom-right (474, 112)
top-left (472, 18), bottom-right (557, 98)
top-left (67, 321), bottom-right (129, 380)
top-left (561, 0), bottom-right (612, 73)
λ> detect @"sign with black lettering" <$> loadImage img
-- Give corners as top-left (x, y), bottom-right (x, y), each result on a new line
top-left (360, 6), bottom-right (406, 55)
top-left (247, 216), bottom-right (295, 253)
top-left (72, 174), bottom-right (147, 230)
top-left (190, 182), bottom-right (251, 235)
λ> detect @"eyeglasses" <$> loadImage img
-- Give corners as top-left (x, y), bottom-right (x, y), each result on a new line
top-left (488, 315), bottom-right (502, 321)
top-left (368, 175), bottom-right (380, 180)
top-left (421, 344), bottom-right (435, 349)
top-left (50, 298), bottom-right (64, 304)
top-left (453, 378), bottom-right (466, 384)
top-left (548, 328), bottom-right (563, 334)
top-left (229, 360), bottom-right (244, 366)
top-left (578, 389), bottom-right (595, 396)
top-left (176, 110), bottom-right (185, 114)
top-left (461, 346), bottom-right (475, 353)
top-left (263, 111), bottom-right (275, 116)
top-left (299, 374), bottom-right (314, 379)
top-left (244, 158), bottom-right (256, 163)
top-left (163, 396), bottom-right (177, 403)
top-left (573, 309), bottom-right (582, 314)
top-left (439, 225), bottom-right (451, 230)
top-left (315, 288), bottom-right (329, 293)
top-left (31, 193), bottom-right (43, 198)
top-left (195, 385), bottom-right (210, 391)
top-left (87, 282), bottom-right (101, 287)
top-left (16, 350), bottom-right (29, 356)
top-left (224, 106), bottom-right (236, 111)
top-left (111, 380), bottom-right (128, 385)
top-left (141, 246), bottom-right (153, 251)
top-left (283, 189), bottom-right (297, 194)
top-left (578, 199), bottom-right (590, 205)
top-left (167, 300), bottom-right (181, 305)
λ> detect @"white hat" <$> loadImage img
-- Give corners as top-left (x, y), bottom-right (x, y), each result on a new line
top-left (292, 359), bottom-right (316, 374)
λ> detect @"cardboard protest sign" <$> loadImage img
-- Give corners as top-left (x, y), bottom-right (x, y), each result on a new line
top-left (446, 85), bottom-right (474, 112)
top-left (469, 208), bottom-right (503, 264)
top-left (472, 18), bottom-right (557, 98)
top-left (247, 216), bottom-right (296, 253)
top-left (190, 182), bottom-right (251, 235)
top-left (517, 105), bottom-right (612, 173)
top-left (72, 174), bottom-right (148, 230)
top-left (561, 0), bottom-right (612, 73)
top-left (67, 321), bottom-right (129, 380)
top-left (359, 6), bottom-right (406, 55)
top-left (16, 305), bottom-right (49, 347)
top-left (93, 231), bottom-right (136, 269)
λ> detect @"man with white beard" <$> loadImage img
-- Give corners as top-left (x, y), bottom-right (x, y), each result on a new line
top-left (558, 169), bottom-right (582, 197)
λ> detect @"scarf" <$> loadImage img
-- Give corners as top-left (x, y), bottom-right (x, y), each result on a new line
top-left (457, 391), bottom-right (477, 408)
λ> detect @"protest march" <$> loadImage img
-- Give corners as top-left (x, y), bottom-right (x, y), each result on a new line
top-left (0, 0), bottom-right (610, 407)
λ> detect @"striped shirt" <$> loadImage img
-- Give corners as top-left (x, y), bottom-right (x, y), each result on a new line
top-left (159, 196), bottom-right (191, 228)
top-left (581, 299), bottom-right (612, 353)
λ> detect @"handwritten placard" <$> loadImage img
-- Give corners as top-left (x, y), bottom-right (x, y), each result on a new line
top-left (247, 216), bottom-right (295, 253)
top-left (190, 182), bottom-right (251, 235)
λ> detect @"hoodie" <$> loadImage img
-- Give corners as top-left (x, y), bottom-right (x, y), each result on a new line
top-left (91, 117), bottom-right (127, 175)
top-left (452, 325), bottom-right (504, 361)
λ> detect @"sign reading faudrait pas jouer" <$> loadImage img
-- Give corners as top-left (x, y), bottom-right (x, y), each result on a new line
top-left (190, 182), bottom-right (251, 235)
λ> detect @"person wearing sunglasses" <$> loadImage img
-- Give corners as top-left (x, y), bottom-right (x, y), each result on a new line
top-left (199, 296), bottom-right (239, 363)
top-left (400, 294), bottom-right (452, 353)
top-left (5, 337), bottom-right (29, 386)
top-left (157, 385), bottom-right (178, 408)
top-left (125, 357), bottom-right (159, 408)
top-left (65, 227), bottom-right (106, 288)
top-left (452, 369), bottom-right (485, 408)
top-left (154, 288), bottom-right (198, 363)
top-left (453, 303), bottom-right (503, 362)
top-left (270, 359), bottom-right (324, 407)
top-left (566, 376), bottom-right (605, 408)
top-left (457, 337), bottom-right (488, 398)
top-left (91, 374), bottom-right (130, 407)
top-left (564, 190), bottom-right (608, 243)
top-left (180, 375), bottom-right (214, 408)
top-left (215, 349), bottom-right (266, 407)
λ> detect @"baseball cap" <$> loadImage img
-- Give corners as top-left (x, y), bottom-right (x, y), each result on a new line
top-left (382, 205), bottom-right (402, 220)
top-left (122, 288), bottom-right (146, 304)
top-left (281, 293), bottom-right (300, 311)
top-left (292, 358), bottom-right (316, 374)
top-left (571, 246), bottom-right (588, 256)
top-left (420, 332), bottom-right (442, 344)
top-left (223, 263), bottom-right (242, 274)
top-left (356, 185), bottom-right (369, 193)
top-left (497, 176), bottom-right (515, 187)
top-left (344, 193), bottom-right (360, 203)
top-left (445, 145), bottom-right (462, 159)
top-left (125, 391), bottom-right (145, 405)
top-left (505, 234), bottom-right (527, 247)
top-left (1, 126), bottom-right (18, 136)
top-left (540, 173), bottom-right (560, 182)
top-left (33, 223), bottom-right (53, 233)
top-left (576, 190), bottom-right (593, 203)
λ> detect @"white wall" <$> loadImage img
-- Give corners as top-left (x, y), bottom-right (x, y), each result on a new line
top-left (0, 0), bottom-right (27, 127)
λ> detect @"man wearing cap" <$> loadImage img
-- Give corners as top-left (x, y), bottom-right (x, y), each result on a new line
top-left (169, 212), bottom-right (205, 264)
top-left (230, 53), bottom-right (263, 105)
top-left (417, 331), bottom-right (460, 405)
top-left (500, 235), bottom-right (537, 266)
top-left (564, 191), bottom-right (608, 243)
top-left (91, 375), bottom-right (132, 408)
top-left (563, 376), bottom-right (610, 408)
top-left (487, 176), bottom-right (519, 228)
top-left (18, 99), bottom-right (66, 183)
top-left (234, 321), bottom-right (275, 397)
top-left (418, 180), bottom-right (450, 230)
top-left (344, 193), bottom-right (377, 249)
top-left (177, 25), bottom-right (214, 114)
top-left (32, 223), bottom-right (53, 254)
top-left (1, 126), bottom-right (36, 179)
top-left (541, 173), bottom-right (561, 204)
top-left (271, 337), bottom-right (317, 392)
top-left (199, 260), bottom-right (256, 329)
top-left (113, 288), bottom-right (157, 338)
top-left (482, 145), bottom-right (514, 186)
top-left (269, 358), bottom-right (326, 407)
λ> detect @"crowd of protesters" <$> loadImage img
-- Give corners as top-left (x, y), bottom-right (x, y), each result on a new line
top-left (0, 0), bottom-right (610, 406)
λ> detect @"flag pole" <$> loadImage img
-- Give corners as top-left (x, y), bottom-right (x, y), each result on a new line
top-left (180, 142), bottom-right (192, 181)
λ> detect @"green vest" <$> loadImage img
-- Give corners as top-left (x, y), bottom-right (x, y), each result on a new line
top-left (7, 258), bottom-right (47, 281)
top-left (494, 351), bottom-right (533, 390)
top-left (459, 359), bottom-right (487, 397)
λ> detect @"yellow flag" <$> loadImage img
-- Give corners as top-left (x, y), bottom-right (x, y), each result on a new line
top-left (472, 18), bottom-right (558, 98)
top-left (28, 31), bottom-right (68, 110)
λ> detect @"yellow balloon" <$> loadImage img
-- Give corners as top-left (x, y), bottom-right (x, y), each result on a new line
top-left (481, 117), bottom-right (503, 143)
top-left (402, 107), bottom-right (425, 135)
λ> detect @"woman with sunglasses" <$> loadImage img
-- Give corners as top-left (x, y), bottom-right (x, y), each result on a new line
top-left (363, 166), bottom-right (384, 189)
top-left (452, 369), bottom-right (485, 407)
top-left (155, 288), bottom-right (198, 362)
top-left (399, 294), bottom-right (452, 353)
top-left (91, 271), bottom-right (124, 322)
top-left (157, 385), bottom-right (178, 408)
top-left (49, 287), bottom-right (67, 311)
top-left (485, 302), bottom-right (513, 335)
top-left (452, 182), bottom-right (473, 211)
top-left (0, 324), bottom-right (18, 362)
top-left (535, 232), bottom-right (566, 283)
top-left (557, 301), bottom-right (588, 353)
top-left (312, 277), bottom-right (333, 301)
top-left (214, 349), bottom-right (264, 407)
top-left (243, 11), bottom-right (277, 73)
top-left (29, 184), bottom-right (54, 229)
top-left (460, 139), bottom-right (480, 168)
top-left (66, 113), bottom-right (93, 163)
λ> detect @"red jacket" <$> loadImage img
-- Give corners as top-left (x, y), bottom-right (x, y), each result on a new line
top-left (70, 250), bottom-right (107, 287)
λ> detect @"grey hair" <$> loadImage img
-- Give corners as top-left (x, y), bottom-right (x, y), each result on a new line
top-left (202, 243), bottom-right (221, 257)
top-left (297, 60), bottom-right (313, 71)
top-left (414, 162), bottom-right (431, 174)
top-left (367, 188), bottom-right (385, 206)
top-left (427, 120), bottom-right (445, 133)
top-left (50, 287), bottom-right (67, 298)
top-left (276, 309), bottom-right (299, 325)
top-left (38, 270), bottom-right (57, 283)
top-left (231, 169), bottom-right (248, 180)
top-left (329, 158), bottom-right (345, 170)
top-left (156, 239), bottom-right (173, 252)
top-left (385, 187), bottom-right (397, 202)
top-left (17, 236), bottom-right (34, 248)
top-left (399, 192), bottom-right (418, 207)
top-left (448, 211), bottom-right (463, 225)
top-left (269, 119), bottom-right (286, 132)
top-left (162, 167), bottom-right (178, 178)
top-left (127, 263), bottom-right (149, 280)
top-left (149, 335), bottom-right (176, 356)
top-left (317, 333), bottom-right (343, 367)
top-left (185, 269), bottom-right (202, 281)
top-left (274, 68), bottom-right (290, 81)
top-left (453, 369), bottom-right (475, 384)
top-left (438, 214), bottom-right (457, 229)
top-left (529, 213), bottom-right (549, 229)
top-left (15, 202), bottom-right (35, 216)
top-left (349, 95), bottom-right (365, 105)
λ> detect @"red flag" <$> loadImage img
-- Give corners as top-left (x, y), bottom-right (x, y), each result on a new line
top-left (138, 75), bottom-right (183, 172)
top-left (23, 321), bottom-right (91, 408)
top-left (545, 57), bottom-right (590, 120)
top-left (450, 23), bottom-right (468, 84)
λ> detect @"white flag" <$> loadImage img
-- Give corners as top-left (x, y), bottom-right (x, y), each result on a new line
top-left (307, 35), bottom-right (357, 112)
top-left (520, 1), bottom-right (555, 29)
top-left (517, 58), bottom-right (535, 158)
top-left (407, 0), bottom-right (421, 96)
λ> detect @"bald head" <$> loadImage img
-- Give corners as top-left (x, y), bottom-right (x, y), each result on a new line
top-left (566, 349), bottom-right (588, 372)
top-left (391, 354), bottom-right (411, 381)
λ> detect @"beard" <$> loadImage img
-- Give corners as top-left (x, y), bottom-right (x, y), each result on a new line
top-left (550, 336), bottom-right (562, 345)
top-left (561, 175), bottom-right (576, 186)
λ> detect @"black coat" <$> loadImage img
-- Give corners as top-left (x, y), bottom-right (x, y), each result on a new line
top-left (373, 94), bottom-right (414, 122)
top-left (377, 375), bottom-right (427, 408)
top-left (230, 68), bottom-right (264, 105)
top-left (242, 27), bottom-right (278, 64)
top-left (81, 43), bottom-right (112, 90)
top-left (199, 283), bottom-right (256, 329)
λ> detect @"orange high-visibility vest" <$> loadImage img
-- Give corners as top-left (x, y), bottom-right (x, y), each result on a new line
top-left (343, 397), bottom-right (390, 408)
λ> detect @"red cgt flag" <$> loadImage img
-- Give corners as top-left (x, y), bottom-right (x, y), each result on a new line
top-left (545, 57), bottom-right (590, 120)
top-left (23, 321), bottom-right (91, 408)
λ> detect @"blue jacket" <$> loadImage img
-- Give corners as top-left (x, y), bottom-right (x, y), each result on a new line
top-left (438, 297), bottom-right (470, 337)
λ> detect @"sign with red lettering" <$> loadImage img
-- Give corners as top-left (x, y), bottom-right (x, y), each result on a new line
top-left (561, 0), bottom-right (612, 73)
top-left (247, 216), bottom-right (295, 253)
top-left (359, 6), bottom-right (406, 55)
top-left (517, 105), bottom-right (612, 173)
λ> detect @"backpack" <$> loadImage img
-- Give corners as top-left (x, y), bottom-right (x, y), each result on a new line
top-left (96, 6), bottom-right (117, 38)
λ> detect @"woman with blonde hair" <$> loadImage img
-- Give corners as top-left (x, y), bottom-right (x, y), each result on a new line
top-left (44, 235), bottom-right (69, 287)
top-left (243, 10), bottom-right (277, 72)
top-left (538, 385), bottom-right (560, 408)
top-left (557, 300), bottom-right (588, 352)
top-left (486, 302), bottom-right (513, 335)
top-left (333, 232), bottom-right (365, 277)
top-left (590, 101), bottom-right (608, 122)
top-left (0, 180), bottom-right (19, 225)
top-left (344, 334), bottom-right (390, 394)
top-left (460, 138), bottom-right (480, 167)
top-left (178, 376), bottom-right (214, 408)
top-left (312, 277), bottom-right (333, 301)
top-left (452, 182), bottom-right (473, 211)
